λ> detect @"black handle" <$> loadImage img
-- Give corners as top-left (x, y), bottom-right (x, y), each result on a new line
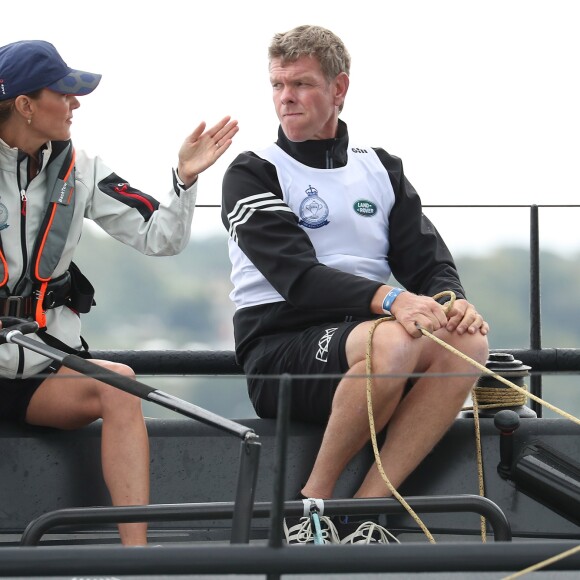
top-left (0, 317), bottom-right (40, 344)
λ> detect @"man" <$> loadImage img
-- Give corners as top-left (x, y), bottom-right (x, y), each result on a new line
top-left (221, 25), bottom-right (489, 544)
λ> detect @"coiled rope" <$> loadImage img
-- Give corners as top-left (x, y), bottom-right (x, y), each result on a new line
top-left (470, 386), bottom-right (527, 410)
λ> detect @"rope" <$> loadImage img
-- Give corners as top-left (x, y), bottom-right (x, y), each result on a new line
top-left (366, 316), bottom-right (436, 543)
top-left (366, 288), bottom-right (580, 550)
top-left (470, 386), bottom-right (487, 542)
top-left (468, 386), bottom-right (527, 410)
top-left (501, 544), bottom-right (580, 579)
top-left (414, 293), bottom-right (580, 573)
top-left (418, 326), bottom-right (580, 426)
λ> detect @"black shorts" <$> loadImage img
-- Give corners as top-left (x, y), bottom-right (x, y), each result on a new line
top-left (0, 363), bottom-right (61, 423)
top-left (243, 321), bottom-right (360, 425)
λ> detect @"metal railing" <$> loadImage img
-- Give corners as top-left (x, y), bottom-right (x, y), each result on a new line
top-left (94, 203), bottom-right (580, 418)
top-left (19, 376), bottom-right (512, 549)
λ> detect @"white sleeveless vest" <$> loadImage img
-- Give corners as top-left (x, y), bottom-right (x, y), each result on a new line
top-left (229, 143), bottom-right (396, 309)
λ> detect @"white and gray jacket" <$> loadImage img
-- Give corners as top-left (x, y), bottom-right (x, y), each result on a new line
top-left (0, 138), bottom-right (197, 378)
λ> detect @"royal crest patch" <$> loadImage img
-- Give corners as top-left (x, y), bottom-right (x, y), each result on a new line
top-left (299, 185), bottom-right (330, 229)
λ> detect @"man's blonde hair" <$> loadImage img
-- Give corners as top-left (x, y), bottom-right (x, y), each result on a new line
top-left (268, 25), bottom-right (351, 81)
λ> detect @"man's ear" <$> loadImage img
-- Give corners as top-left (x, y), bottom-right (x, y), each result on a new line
top-left (334, 72), bottom-right (349, 109)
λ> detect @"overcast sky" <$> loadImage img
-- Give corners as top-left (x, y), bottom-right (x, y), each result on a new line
top-left (6, 0), bottom-right (580, 256)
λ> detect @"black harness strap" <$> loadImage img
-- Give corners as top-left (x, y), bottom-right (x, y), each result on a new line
top-left (0, 140), bottom-right (95, 330)
top-left (29, 141), bottom-right (76, 284)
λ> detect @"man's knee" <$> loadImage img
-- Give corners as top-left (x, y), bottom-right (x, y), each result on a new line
top-left (363, 323), bottom-right (419, 370)
top-left (454, 331), bottom-right (489, 366)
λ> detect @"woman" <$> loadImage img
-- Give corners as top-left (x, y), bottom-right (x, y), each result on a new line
top-left (0, 39), bottom-right (238, 546)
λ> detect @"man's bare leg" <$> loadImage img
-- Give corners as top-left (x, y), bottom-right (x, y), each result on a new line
top-left (302, 321), bottom-right (488, 499)
top-left (301, 323), bottom-right (422, 499)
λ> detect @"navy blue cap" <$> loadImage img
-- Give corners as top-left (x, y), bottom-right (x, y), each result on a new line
top-left (0, 40), bottom-right (101, 101)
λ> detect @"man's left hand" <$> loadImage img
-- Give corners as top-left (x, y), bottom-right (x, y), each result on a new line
top-left (444, 298), bottom-right (488, 335)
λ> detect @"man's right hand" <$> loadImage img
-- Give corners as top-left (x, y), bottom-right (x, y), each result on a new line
top-left (372, 287), bottom-right (448, 338)
top-left (390, 291), bottom-right (449, 338)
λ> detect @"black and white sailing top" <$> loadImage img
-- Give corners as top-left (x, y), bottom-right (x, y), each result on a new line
top-left (222, 120), bottom-right (465, 362)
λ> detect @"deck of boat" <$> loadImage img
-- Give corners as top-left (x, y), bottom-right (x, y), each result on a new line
top-left (1, 408), bottom-right (579, 577)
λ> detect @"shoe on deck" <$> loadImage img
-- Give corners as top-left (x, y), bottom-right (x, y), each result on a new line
top-left (284, 515), bottom-right (341, 545)
top-left (338, 520), bottom-right (400, 544)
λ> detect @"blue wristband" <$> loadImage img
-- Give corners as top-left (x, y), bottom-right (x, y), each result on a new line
top-left (382, 287), bottom-right (406, 316)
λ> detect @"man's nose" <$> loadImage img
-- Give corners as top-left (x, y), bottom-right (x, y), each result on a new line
top-left (280, 86), bottom-right (295, 104)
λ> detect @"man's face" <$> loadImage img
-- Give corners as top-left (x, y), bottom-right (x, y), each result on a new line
top-left (269, 55), bottom-right (347, 142)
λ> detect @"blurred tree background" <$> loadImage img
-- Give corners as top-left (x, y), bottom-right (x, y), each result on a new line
top-left (74, 224), bottom-right (580, 422)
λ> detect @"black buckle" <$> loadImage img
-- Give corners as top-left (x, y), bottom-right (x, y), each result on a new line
top-left (44, 290), bottom-right (56, 309)
top-left (3, 296), bottom-right (23, 317)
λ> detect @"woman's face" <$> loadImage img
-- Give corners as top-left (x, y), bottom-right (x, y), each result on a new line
top-left (29, 89), bottom-right (80, 142)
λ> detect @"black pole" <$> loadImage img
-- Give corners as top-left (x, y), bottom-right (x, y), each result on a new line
top-left (230, 437), bottom-right (261, 544)
top-left (529, 204), bottom-right (543, 416)
top-left (2, 330), bottom-right (254, 439)
top-left (269, 374), bottom-right (291, 549)
top-left (4, 541), bottom-right (580, 576)
top-left (267, 373), bottom-right (291, 580)
top-left (20, 495), bottom-right (512, 546)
